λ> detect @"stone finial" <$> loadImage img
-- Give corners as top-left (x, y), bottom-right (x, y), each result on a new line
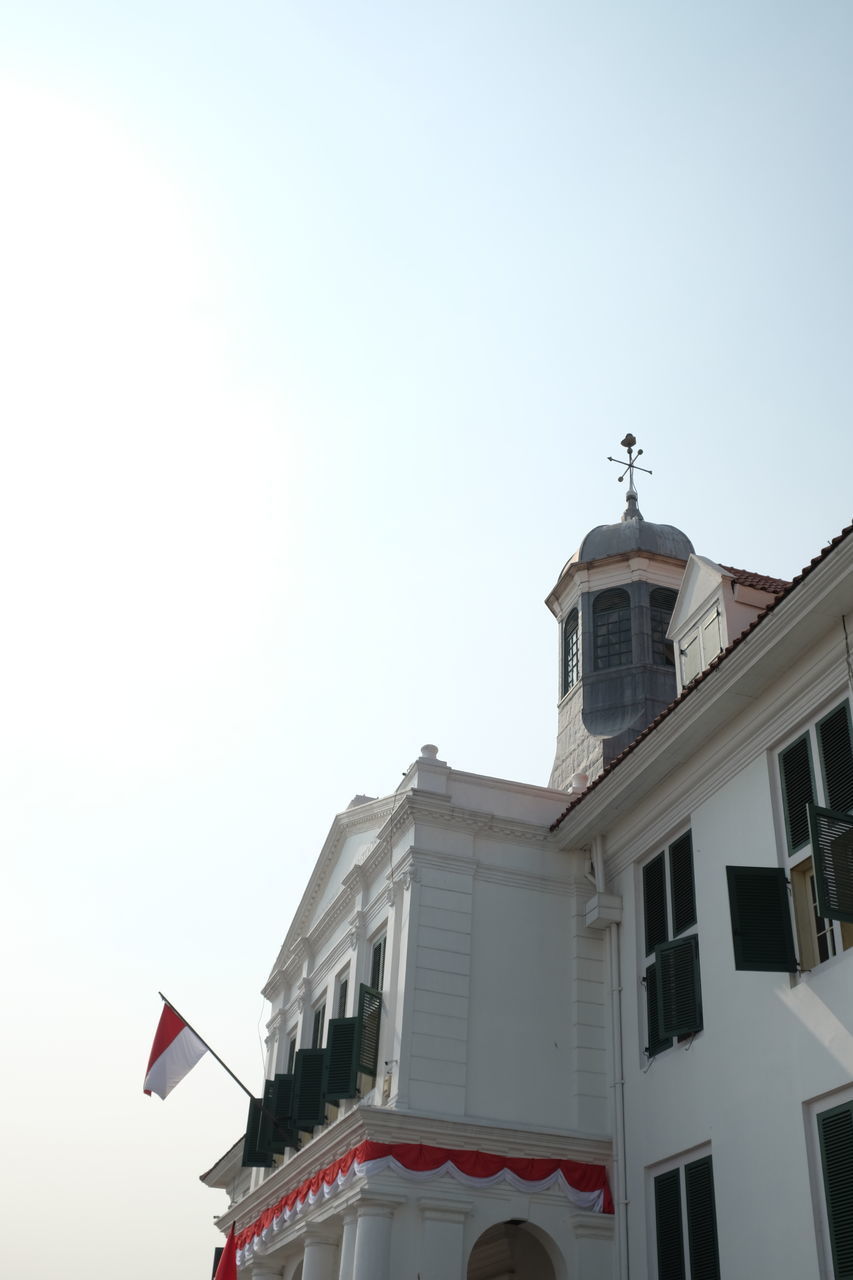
top-left (420, 743), bottom-right (439, 759)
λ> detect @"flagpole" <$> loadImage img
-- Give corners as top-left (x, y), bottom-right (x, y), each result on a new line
top-left (158, 991), bottom-right (255, 1101)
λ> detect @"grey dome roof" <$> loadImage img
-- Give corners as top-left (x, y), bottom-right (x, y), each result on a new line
top-left (577, 492), bottom-right (694, 564)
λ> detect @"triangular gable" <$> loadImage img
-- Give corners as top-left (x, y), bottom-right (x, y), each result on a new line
top-left (667, 554), bottom-right (731, 642)
top-left (263, 794), bottom-right (395, 992)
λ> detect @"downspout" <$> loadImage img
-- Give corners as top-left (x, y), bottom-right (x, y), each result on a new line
top-left (592, 834), bottom-right (629, 1280)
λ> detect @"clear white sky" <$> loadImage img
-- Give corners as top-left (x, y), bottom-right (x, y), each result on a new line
top-left (2, 3), bottom-right (851, 1275)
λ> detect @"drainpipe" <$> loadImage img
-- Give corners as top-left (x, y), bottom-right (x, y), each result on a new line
top-left (592, 834), bottom-right (629, 1280)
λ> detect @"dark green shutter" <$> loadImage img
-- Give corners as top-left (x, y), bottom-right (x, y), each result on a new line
top-left (645, 961), bottom-right (673, 1057)
top-left (656, 935), bottom-right (702, 1038)
top-left (809, 805), bottom-right (853, 923)
top-left (669, 832), bottom-right (696, 936)
top-left (726, 866), bottom-right (797, 972)
top-left (684, 1156), bottom-right (720, 1280)
top-left (644, 853), bottom-right (668, 956)
top-left (818, 1102), bottom-right (853, 1280)
top-left (357, 984), bottom-right (382, 1077)
top-left (269, 1073), bottom-right (297, 1152)
top-left (292, 1048), bottom-right (327, 1131)
top-left (780, 734), bottom-right (815, 852)
top-left (654, 1168), bottom-right (686, 1280)
top-left (241, 1095), bottom-right (274, 1167)
top-left (818, 703), bottom-right (853, 814)
top-left (324, 1017), bottom-right (359, 1101)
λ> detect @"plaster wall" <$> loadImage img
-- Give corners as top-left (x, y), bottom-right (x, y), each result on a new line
top-left (607, 661), bottom-right (853, 1280)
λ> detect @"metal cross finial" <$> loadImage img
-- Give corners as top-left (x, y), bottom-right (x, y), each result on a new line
top-left (607, 433), bottom-right (653, 492)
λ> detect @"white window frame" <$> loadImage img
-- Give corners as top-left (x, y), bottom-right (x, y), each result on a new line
top-left (805, 1083), bottom-right (853, 1280)
top-left (776, 699), bottom-right (853, 971)
top-left (639, 829), bottom-right (699, 1060)
top-left (645, 1142), bottom-right (717, 1280)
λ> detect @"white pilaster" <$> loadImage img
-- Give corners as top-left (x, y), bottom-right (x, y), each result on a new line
top-left (417, 1200), bottom-right (473, 1280)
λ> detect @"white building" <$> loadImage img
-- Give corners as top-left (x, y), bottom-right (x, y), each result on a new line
top-left (203, 471), bottom-right (853, 1280)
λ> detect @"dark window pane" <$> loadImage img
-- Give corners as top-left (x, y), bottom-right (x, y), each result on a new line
top-left (593, 588), bottom-right (632, 670)
top-left (562, 609), bottom-right (579, 695)
top-left (650, 587), bottom-right (678, 667)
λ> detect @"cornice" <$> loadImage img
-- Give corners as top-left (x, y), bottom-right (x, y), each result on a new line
top-left (213, 1104), bottom-right (612, 1234)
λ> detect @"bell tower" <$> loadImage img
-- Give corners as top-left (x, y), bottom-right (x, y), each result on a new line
top-left (545, 437), bottom-right (694, 790)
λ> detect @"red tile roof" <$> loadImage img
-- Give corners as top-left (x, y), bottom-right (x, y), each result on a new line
top-left (550, 522), bottom-right (853, 831)
top-left (719, 565), bottom-right (791, 595)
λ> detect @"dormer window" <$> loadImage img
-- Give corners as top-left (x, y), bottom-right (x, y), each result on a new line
top-left (593, 588), bottom-right (632, 670)
top-left (650, 587), bottom-right (677, 667)
top-left (562, 608), bottom-right (579, 695)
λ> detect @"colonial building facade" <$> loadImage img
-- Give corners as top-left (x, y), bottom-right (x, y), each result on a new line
top-left (203, 466), bottom-right (853, 1280)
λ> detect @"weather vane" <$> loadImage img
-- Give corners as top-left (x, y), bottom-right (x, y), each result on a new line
top-left (607, 434), bottom-right (652, 492)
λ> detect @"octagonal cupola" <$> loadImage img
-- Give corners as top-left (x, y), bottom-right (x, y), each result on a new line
top-left (546, 437), bottom-right (694, 791)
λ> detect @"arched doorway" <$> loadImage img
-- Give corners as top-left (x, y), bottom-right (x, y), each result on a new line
top-left (467, 1221), bottom-right (557, 1279)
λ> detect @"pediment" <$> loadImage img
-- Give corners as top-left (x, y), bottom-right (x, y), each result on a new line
top-left (264, 794), bottom-right (394, 989)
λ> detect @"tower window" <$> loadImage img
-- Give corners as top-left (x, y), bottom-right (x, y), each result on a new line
top-left (650, 587), bottom-right (678, 667)
top-left (562, 608), bottom-right (579, 696)
top-left (593, 588), bottom-right (632, 670)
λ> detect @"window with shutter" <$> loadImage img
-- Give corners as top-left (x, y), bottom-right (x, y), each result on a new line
top-left (241, 1095), bottom-right (275, 1168)
top-left (777, 704), bottom-right (853, 968)
top-left (642, 831), bottom-right (699, 1056)
top-left (684, 1157), bottom-right (720, 1280)
top-left (370, 936), bottom-right (386, 991)
top-left (818, 703), bottom-right (853, 814)
top-left (311, 1001), bottom-right (326, 1049)
top-left (780, 734), bottom-right (816, 853)
top-left (726, 866), bottom-right (797, 972)
top-left (292, 1048), bottom-right (327, 1131)
top-left (324, 1017), bottom-right (359, 1101)
top-left (670, 832), bottom-right (696, 936)
top-left (357, 983), bottom-right (382, 1077)
top-left (656, 936), bottom-right (702, 1039)
top-left (653, 1153), bottom-right (720, 1280)
top-left (267, 1073), bottom-right (297, 1152)
top-left (818, 1102), bottom-right (853, 1280)
top-left (654, 1168), bottom-right (686, 1280)
top-left (644, 853), bottom-right (668, 956)
top-left (645, 961), bottom-right (673, 1057)
top-left (809, 806), bottom-right (853, 924)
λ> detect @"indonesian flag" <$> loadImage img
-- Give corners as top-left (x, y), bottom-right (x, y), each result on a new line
top-left (143, 1003), bottom-right (207, 1099)
top-left (213, 1226), bottom-right (237, 1280)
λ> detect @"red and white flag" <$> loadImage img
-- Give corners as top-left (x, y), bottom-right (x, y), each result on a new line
top-left (143, 1003), bottom-right (207, 1099)
top-left (213, 1226), bottom-right (237, 1280)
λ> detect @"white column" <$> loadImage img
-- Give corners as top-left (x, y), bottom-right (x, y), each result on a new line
top-left (351, 1203), bottom-right (395, 1280)
top-left (301, 1230), bottom-right (339, 1280)
top-left (337, 1211), bottom-right (357, 1280)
